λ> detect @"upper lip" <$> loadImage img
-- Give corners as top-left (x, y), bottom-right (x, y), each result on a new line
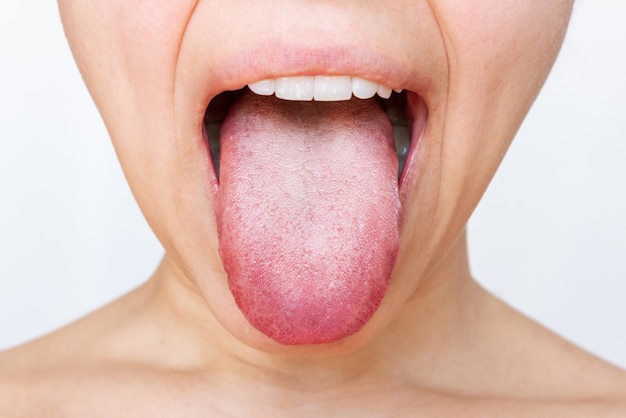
top-left (174, 39), bottom-right (439, 125)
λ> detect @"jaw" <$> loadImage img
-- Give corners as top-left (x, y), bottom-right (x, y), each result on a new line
top-left (60, 0), bottom-right (573, 353)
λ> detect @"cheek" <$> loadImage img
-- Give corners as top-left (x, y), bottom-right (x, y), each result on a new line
top-left (442, 0), bottom-right (574, 170)
top-left (58, 0), bottom-right (195, 122)
top-left (406, 0), bottom-right (574, 258)
top-left (438, 1), bottom-right (573, 85)
top-left (58, 0), bottom-right (203, 239)
top-left (439, 0), bottom-right (574, 153)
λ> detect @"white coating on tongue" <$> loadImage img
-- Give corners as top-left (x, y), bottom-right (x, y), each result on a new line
top-left (216, 92), bottom-right (400, 345)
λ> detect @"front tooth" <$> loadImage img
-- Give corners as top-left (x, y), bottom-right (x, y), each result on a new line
top-left (314, 76), bottom-right (352, 101)
top-left (352, 77), bottom-right (378, 99)
top-left (275, 76), bottom-right (314, 100)
top-left (248, 79), bottom-right (275, 96)
top-left (377, 84), bottom-right (392, 99)
top-left (248, 76), bottom-right (399, 101)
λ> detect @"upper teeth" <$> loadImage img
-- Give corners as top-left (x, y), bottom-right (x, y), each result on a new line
top-left (248, 76), bottom-right (402, 101)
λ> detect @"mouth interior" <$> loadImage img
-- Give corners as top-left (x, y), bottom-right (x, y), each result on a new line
top-left (204, 89), bottom-right (412, 181)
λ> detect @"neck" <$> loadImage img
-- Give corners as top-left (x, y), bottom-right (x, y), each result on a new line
top-left (144, 229), bottom-right (480, 389)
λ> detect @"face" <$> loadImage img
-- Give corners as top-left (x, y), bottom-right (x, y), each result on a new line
top-left (59, 0), bottom-right (573, 351)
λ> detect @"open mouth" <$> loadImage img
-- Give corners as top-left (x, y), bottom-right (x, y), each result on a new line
top-left (201, 74), bottom-right (427, 346)
top-left (204, 76), bottom-right (424, 184)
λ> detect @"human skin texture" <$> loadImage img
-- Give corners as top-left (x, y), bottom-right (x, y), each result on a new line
top-left (1, 0), bottom-right (626, 416)
top-left (56, 0), bottom-right (575, 353)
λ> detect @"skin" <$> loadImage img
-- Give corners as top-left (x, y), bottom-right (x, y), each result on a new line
top-left (1, 0), bottom-right (626, 416)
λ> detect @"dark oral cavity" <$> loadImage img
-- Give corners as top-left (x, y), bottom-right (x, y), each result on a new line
top-left (213, 91), bottom-right (401, 345)
top-left (205, 92), bottom-right (239, 179)
top-left (378, 92), bottom-right (410, 179)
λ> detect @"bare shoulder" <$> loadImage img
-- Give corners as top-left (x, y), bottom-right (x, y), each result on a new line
top-left (0, 355), bottom-right (64, 417)
top-left (0, 315), bottom-right (98, 416)
top-left (0, 353), bottom-right (180, 418)
top-left (0, 283), bottom-right (160, 416)
top-left (0, 284), bottom-right (149, 370)
top-left (478, 287), bottom-right (626, 399)
top-left (409, 283), bottom-right (626, 416)
top-left (0, 331), bottom-right (75, 417)
top-left (1, 353), bottom-right (626, 418)
top-left (1, 280), bottom-right (625, 417)
top-left (442, 397), bottom-right (626, 418)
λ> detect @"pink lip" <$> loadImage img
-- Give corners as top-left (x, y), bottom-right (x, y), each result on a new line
top-left (178, 40), bottom-right (436, 116)
top-left (219, 43), bottom-right (429, 91)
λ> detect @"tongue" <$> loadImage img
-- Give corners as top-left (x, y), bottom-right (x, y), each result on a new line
top-left (216, 91), bottom-right (400, 345)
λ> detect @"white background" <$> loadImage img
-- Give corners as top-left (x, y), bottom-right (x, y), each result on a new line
top-left (1, 2), bottom-right (625, 368)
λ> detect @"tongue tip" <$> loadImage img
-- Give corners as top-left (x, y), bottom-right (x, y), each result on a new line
top-left (223, 241), bottom-right (398, 346)
top-left (229, 270), bottom-right (392, 346)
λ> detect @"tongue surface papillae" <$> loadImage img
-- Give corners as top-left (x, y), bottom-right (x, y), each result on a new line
top-left (216, 92), bottom-right (400, 345)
